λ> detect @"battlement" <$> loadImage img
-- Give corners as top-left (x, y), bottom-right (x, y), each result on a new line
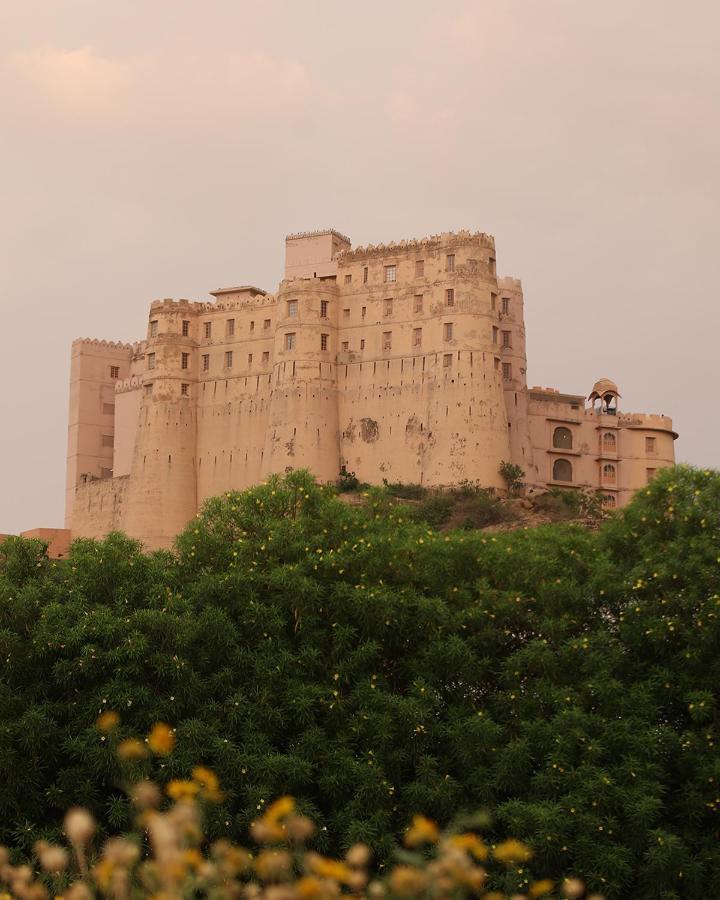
top-left (149, 298), bottom-right (209, 312)
top-left (286, 228), bottom-right (351, 245)
top-left (338, 230), bottom-right (495, 262)
top-left (498, 276), bottom-right (523, 290)
top-left (72, 337), bottom-right (134, 351)
top-left (617, 412), bottom-right (676, 432)
top-left (115, 375), bottom-right (144, 395)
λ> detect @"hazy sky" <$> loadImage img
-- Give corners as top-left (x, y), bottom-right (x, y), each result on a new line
top-left (1, 0), bottom-right (718, 534)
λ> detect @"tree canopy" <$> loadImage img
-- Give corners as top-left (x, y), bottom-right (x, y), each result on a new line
top-left (0, 466), bottom-right (718, 899)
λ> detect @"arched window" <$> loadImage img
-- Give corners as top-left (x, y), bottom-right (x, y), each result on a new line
top-left (553, 426), bottom-right (573, 449)
top-left (553, 458), bottom-right (573, 482)
top-left (602, 463), bottom-right (616, 484)
top-left (602, 431), bottom-right (616, 453)
top-left (603, 494), bottom-right (616, 508)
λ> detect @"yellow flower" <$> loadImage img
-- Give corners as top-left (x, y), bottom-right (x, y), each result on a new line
top-left (529, 878), bottom-right (554, 897)
top-left (192, 766), bottom-right (223, 802)
top-left (117, 738), bottom-right (148, 761)
top-left (389, 865), bottom-right (429, 896)
top-left (148, 722), bottom-right (175, 756)
top-left (254, 849), bottom-right (293, 880)
top-left (296, 876), bottom-right (326, 899)
top-left (166, 780), bottom-right (200, 801)
top-left (183, 848), bottom-right (203, 869)
top-left (404, 814), bottom-right (440, 847)
top-left (448, 832), bottom-right (488, 860)
top-left (265, 795), bottom-right (296, 824)
top-left (306, 852), bottom-right (353, 884)
top-left (96, 711), bottom-right (120, 733)
top-left (493, 838), bottom-right (533, 864)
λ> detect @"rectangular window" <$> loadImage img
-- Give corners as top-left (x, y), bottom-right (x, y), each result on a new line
top-left (264, 319), bottom-right (271, 330)
top-left (181, 383), bottom-right (189, 396)
top-left (250, 320), bottom-right (255, 331)
top-left (494, 356), bottom-right (500, 370)
top-left (147, 353), bottom-right (156, 370)
top-left (384, 264), bottom-right (396, 283)
top-left (341, 341), bottom-right (349, 352)
top-left (248, 353), bottom-right (253, 365)
top-left (182, 320), bottom-right (190, 337)
top-left (110, 366), bottom-right (120, 379)
top-left (149, 320), bottom-right (158, 338)
top-left (444, 322), bottom-right (454, 341)
top-left (360, 339), bottom-right (365, 350)
top-left (361, 306), bottom-right (366, 318)
top-left (645, 436), bottom-right (657, 454)
top-left (502, 330), bottom-right (511, 348)
top-left (446, 253), bottom-right (455, 272)
top-left (181, 352), bottom-right (189, 370)
top-left (285, 333), bottom-right (296, 350)
top-left (204, 322), bottom-right (212, 339)
top-left (383, 331), bottom-right (392, 351)
top-left (320, 300), bottom-right (329, 318)
top-left (502, 297), bottom-right (510, 315)
top-left (227, 318), bottom-right (235, 336)
top-left (343, 308), bottom-right (350, 320)
top-left (102, 403), bottom-right (115, 416)
top-left (491, 293), bottom-right (497, 311)
top-left (363, 266), bottom-right (368, 283)
top-left (414, 294), bottom-right (423, 314)
top-left (101, 433), bottom-right (114, 448)
top-left (646, 468), bottom-right (657, 483)
top-left (262, 351), bottom-right (269, 363)
top-left (384, 298), bottom-right (393, 316)
top-left (144, 383), bottom-right (153, 395)
top-left (344, 274), bottom-right (352, 285)
top-left (489, 257), bottom-right (496, 276)
top-left (467, 258), bottom-right (478, 272)
top-left (502, 362), bottom-right (512, 381)
top-left (321, 333), bottom-right (328, 351)
top-left (415, 259), bottom-right (424, 278)
top-left (413, 327), bottom-right (422, 348)
top-left (443, 353), bottom-right (453, 367)
top-left (287, 300), bottom-right (298, 317)
top-left (225, 350), bottom-right (233, 368)
top-left (446, 288), bottom-right (455, 306)
top-left (492, 326), bottom-right (499, 344)
top-left (202, 353), bottom-right (210, 371)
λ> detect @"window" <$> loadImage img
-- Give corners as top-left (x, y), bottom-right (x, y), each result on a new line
top-left (341, 341), bottom-right (349, 352)
top-left (414, 294), bottom-right (423, 314)
top-left (181, 352), bottom-right (189, 370)
top-left (285, 333), bottom-right (296, 350)
top-left (102, 403), bottom-right (114, 416)
top-left (502, 297), bottom-right (510, 315)
top-left (645, 436), bottom-right (657, 454)
top-left (225, 350), bottom-right (233, 368)
top-left (444, 322), bottom-right (454, 341)
top-left (492, 326), bottom-right (499, 344)
top-left (321, 334), bottom-right (328, 351)
top-left (467, 258), bottom-right (478, 272)
top-left (264, 319), bottom-right (271, 330)
top-left (363, 266), bottom-right (368, 283)
top-left (415, 259), bottom-right (424, 278)
top-left (603, 494), bottom-right (616, 508)
top-left (446, 288), bottom-right (455, 306)
top-left (287, 300), bottom-right (298, 317)
top-left (223, 319), bottom-right (233, 337)
top-left (647, 468), bottom-right (657, 483)
top-left (502, 363), bottom-right (512, 381)
top-left (110, 366), bottom-right (120, 379)
top-left (360, 339), bottom-right (365, 350)
top-left (553, 426), bottom-right (573, 449)
top-left (262, 351), bottom-right (269, 363)
top-left (446, 253), bottom-right (455, 272)
top-left (248, 353), bottom-right (253, 365)
top-left (413, 327), bottom-right (422, 348)
top-left (202, 353), bottom-right (210, 372)
top-left (384, 264), bottom-right (396, 283)
top-left (343, 308), bottom-right (350, 320)
top-left (502, 330), bottom-right (511, 348)
top-left (383, 331), bottom-right (392, 350)
top-left (181, 383), bottom-right (189, 396)
top-left (204, 322), bottom-right (212, 338)
top-left (144, 383), bottom-right (153, 395)
top-left (320, 300), bottom-right (329, 318)
top-left (101, 434), bottom-right (114, 448)
top-left (443, 353), bottom-right (453, 368)
top-left (553, 458), bottom-right (573, 482)
top-left (147, 353), bottom-right (156, 370)
top-left (491, 293), bottom-right (497, 311)
top-left (344, 274), bottom-right (352, 285)
top-left (494, 356), bottom-right (500, 370)
top-left (361, 306), bottom-right (366, 319)
top-left (602, 463), bottom-right (617, 484)
top-left (182, 320), bottom-right (190, 337)
top-left (602, 431), bottom-right (616, 452)
top-left (250, 320), bottom-right (255, 331)
top-left (149, 320), bottom-right (158, 338)
top-left (384, 298), bottom-right (393, 316)
top-left (489, 257), bottom-right (496, 276)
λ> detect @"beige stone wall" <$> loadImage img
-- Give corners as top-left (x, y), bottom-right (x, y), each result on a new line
top-left (72, 475), bottom-right (129, 540)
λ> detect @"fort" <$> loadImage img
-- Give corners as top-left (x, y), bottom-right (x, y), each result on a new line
top-left (61, 228), bottom-right (676, 549)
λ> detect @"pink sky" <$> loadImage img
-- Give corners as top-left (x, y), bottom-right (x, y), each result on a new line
top-left (1, 0), bottom-right (718, 533)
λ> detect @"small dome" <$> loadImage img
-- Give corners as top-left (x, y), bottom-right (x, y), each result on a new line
top-left (588, 377), bottom-right (620, 400)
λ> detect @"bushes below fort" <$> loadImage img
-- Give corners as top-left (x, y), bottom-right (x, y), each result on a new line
top-left (0, 466), bottom-right (719, 898)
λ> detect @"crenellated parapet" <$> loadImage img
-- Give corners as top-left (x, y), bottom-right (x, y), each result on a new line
top-left (338, 230), bottom-right (495, 262)
top-left (115, 375), bottom-right (144, 395)
top-left (72, 337), bottom-right (134, 350)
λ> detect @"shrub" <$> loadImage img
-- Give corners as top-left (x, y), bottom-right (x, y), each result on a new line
top-left (337, 468), bottom-right (360, 492)
top-left (411, 494), bottom-right (455, 526)
top-left (382, 481), bottom-right (427, 500)
top-left (499, 461), bottom-right (524, 497)
top-left (458, 491), bottom-right (513, 529)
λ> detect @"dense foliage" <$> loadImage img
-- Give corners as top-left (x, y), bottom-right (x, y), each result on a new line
top-left (0, 466), bottom-right (718, 898)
